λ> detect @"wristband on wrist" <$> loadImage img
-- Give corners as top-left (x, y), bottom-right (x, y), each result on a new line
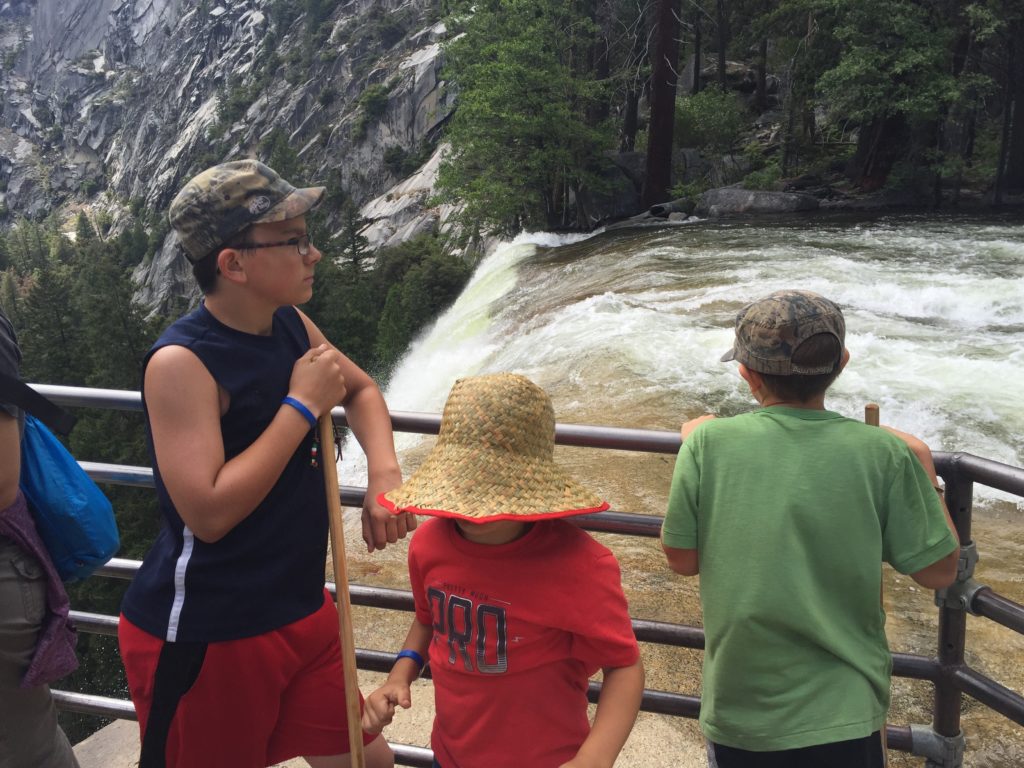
top-left (396, 648), bottom-right (425, 673)
top-left (282, 396), bottom-right (317, 429)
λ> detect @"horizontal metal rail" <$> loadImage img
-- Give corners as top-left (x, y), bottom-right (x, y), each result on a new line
top-left (952, 667), bottom-right (1024, 727)
top-left (50, 689), bottom-right (436, 768)
top-left (972, 589), bottom-right (1024, 635)
top-left (935, 452), bottom-right (1024, 497)
top-left (65, 562), bottom-right (1011, 722)
top-left (46, 685), bottom-right (915, 765)
top-left (81, 462), bottom-right (669, 537)
top-left (34, 384), bottom-right (682, 455)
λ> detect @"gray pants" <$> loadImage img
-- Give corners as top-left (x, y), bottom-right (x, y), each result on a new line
top-left (0, 536), bottom-right (79, 768)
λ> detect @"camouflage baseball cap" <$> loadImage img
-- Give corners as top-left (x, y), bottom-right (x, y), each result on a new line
top-left (168, 159), bottom-right (326, 263)
top-left (721, 290), bottom-right (845, 375)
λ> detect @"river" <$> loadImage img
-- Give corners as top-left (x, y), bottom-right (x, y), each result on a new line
top-left (338, 213), bottom-right (1024, 767)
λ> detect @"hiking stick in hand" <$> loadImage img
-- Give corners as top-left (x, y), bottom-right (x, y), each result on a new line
top-left (320, 414), bottom-right (365, 768)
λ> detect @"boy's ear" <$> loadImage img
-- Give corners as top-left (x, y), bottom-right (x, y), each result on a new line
top-left (738, 363), bottom-right (762, 393)
top-left (216, 247), bottom-right (247, 285)
top-left (838, 348), bottom-right (851, 372)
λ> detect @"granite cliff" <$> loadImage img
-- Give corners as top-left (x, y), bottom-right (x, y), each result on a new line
top-left (0, 0), bottom-right (454, 311)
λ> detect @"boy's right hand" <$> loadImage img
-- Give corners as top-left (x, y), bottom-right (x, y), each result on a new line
top-left (681, 414), bottom-right (716, 441)
top-left (287, 344), bottom-right (349, 419)
top-left (362, 681), bottom-right (413, 735)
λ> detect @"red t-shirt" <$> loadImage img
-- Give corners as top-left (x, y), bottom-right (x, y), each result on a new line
top-left (409, 518), bottom-right (640, 768)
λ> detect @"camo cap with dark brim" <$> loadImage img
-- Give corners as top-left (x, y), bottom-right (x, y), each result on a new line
top-left (721, 290), bottom-right (846, 375)
top-left (168, 159), bottom-right (325, 263)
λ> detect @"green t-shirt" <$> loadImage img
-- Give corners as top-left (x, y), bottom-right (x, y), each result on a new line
top-left (662, 407), bottom-right (958, 751)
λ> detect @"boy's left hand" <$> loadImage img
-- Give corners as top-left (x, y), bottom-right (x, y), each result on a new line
top-left (363, 470), bottom-right (417, 552)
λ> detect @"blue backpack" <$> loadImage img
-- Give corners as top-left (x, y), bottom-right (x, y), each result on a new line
top-left (0, 373), bottom-right (119, 582)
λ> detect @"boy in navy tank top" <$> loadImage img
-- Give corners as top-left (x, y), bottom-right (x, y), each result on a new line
top-left (119, 160), bottom-right (413, 768)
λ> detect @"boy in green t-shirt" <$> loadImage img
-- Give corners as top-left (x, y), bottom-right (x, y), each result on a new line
top-left (661, 289), bottom-right (959, 768)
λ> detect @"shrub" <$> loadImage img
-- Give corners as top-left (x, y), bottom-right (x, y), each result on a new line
top-left (668, 180), bottom-right (709, 204)
top-left (742, 162), bottom-right (782, 190)
top-left (318, 85), bottom-right (337, 106)
top-left (675, 87), bottom-right (747, 154)
top-left (383, 146), bottom-right (408, 175)
top-left (353, 83), bottom-right (393, 140)
top-left (359, 83), bottom-right (391, 119)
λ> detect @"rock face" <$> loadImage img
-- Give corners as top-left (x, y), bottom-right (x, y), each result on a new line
top-left (0, 0), bottom-right (457, 312)
top-left (696, 187), bottom-right (819, 218)
top-left (358, 142), bottom-right (459, 251)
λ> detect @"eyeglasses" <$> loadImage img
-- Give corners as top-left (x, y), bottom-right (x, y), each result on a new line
top-left (232, 234), bottom-right (312, 257)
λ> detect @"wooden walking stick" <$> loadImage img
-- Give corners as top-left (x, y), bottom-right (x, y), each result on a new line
top-left (864, 402), bottom-right (879, 427)
top-left (864, 402), bottom-right (890, 765)
top-left (319, 414), bottom-right (366, 768)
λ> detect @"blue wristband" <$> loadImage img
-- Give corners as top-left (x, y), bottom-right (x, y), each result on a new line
top-left (396, 649), bottom-right (425, 670)
top-left (282, 396), bottom-right (317, 429)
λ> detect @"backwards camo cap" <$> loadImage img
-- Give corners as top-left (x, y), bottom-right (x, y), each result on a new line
top-left (721, 290), bottom-right (846, 375)
top-left (168, 159), bottom-right (325, 263)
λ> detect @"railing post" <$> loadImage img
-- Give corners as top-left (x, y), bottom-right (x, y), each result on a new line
top-left (921, 461), bottom-right (973, 768)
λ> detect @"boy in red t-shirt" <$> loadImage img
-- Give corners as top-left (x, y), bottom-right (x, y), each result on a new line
top-left (362, 373), bottom-right (644, 768)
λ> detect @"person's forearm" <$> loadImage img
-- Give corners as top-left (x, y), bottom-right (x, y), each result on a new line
top-left (344, 384), bottom-right (400, 480)
top-left (388, 620), bottom-right (433, 686)
top-left (572, 659), bottom-right (644, 767)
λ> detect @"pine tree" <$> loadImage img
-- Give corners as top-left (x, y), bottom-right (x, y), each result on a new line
top-left (436, 0), bottom-right (613, 234)
top-left (260, 127), bottom-right (302, 183)
top-left (337, 198), bottom-right (371, 270)
top-left (17, 263), bottom-right (88, 385)
top-left (5, 219), bottom-right (50, 274)
top-left (0, 271), bottom-right (19, 323)
top-left (75, 211), bottom-right (97, 246)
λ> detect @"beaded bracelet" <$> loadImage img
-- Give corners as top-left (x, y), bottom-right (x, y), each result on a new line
top-left (282, 396), bottom-right (317, 429)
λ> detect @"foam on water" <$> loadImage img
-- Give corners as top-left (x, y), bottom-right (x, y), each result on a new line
top-left (344, 216), bottom-right (1024, 509)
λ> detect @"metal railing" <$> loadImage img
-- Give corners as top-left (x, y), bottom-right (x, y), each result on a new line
top-left (32, 384), bottom-right (1024, 768)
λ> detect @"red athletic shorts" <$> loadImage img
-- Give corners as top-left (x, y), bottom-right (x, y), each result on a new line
top-left (119, 589), bottom-right (372, 768)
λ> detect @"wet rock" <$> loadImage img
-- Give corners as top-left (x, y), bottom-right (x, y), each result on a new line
top-left (649, 198), bottom-right (695, 217)
top-left (696, 187), bottom-right (819, 218)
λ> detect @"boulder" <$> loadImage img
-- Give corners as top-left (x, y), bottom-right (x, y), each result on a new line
top-left (649, 198), bottom-right (695, 217)
top-left (571, 153), bottom-right (645, 226)
top-left (673, 147), bottom-right (710, 184)
top-left (696, 187), bottom-right (819, 218)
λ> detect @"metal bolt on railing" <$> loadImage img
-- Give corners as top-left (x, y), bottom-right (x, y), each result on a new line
top-left (911, 724), bottom-right (966, 768)
top-left (934, 541), bottom-right (988, 614)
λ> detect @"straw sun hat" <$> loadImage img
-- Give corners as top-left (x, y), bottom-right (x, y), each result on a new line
top-left (379, 373), bottom-right (609, 522)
